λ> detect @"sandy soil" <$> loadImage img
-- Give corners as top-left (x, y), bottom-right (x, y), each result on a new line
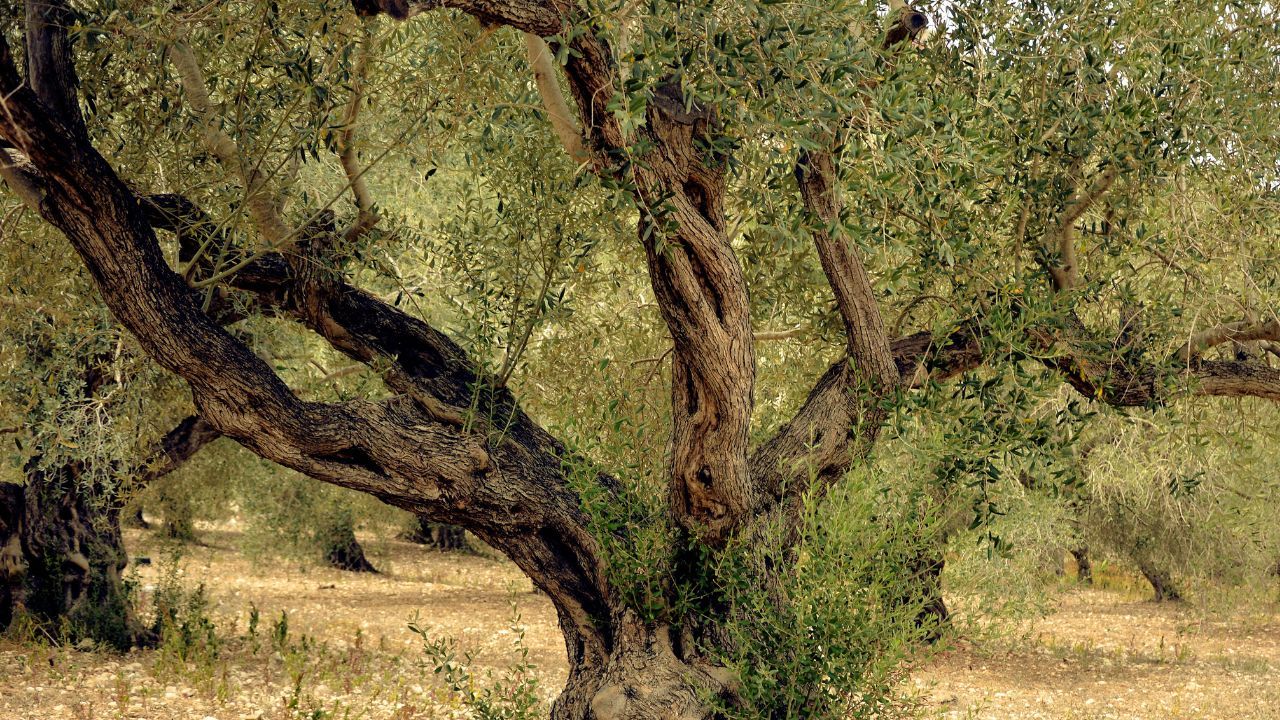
top-left (916, 591), bottom-right (1280, 719)
top-left (1, 526), bottom-right (1277, 719)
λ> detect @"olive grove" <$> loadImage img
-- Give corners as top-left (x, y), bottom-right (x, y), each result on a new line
top-left (1, 0), bottom-right (1279, 717)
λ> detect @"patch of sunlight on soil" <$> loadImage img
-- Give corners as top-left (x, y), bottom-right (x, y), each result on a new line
top-left (912, 588), bottom-right (1280, 719)
top-left (2, 523), bottom-right (1278, 719)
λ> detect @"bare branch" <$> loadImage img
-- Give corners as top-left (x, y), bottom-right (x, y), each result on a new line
top-left (1176, 317), bottom-right (1280, 364)
top-left (524, 33), bottom-right (590, 166)
top-left (1044, 163), bottom-right (1119, 291)
top-left (167, 41), bottom-right (292, 246)
top-left (754, 327), bottom-right (804, 342)
top-left (336, 23), bottom-right (379, 243)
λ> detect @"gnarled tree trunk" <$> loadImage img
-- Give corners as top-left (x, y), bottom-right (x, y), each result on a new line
top-left (0, 483), bottom-right (25, 631)
top-left (0, 416), bottom-right (218, 647)
top-left (4, 459), bottom-right (145, 649)
top-left (5, 1), bottom-right (1280, 716)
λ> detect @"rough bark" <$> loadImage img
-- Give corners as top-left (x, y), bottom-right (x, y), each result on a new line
top-left (635, 87), bottom-right (757, 549)
top-left (5, 2), bottom-right (1280, 716)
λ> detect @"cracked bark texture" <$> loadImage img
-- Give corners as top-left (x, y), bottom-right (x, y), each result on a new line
top-left (4, 2), bottom-right (1280, 717)
top-left (0, 414), bottom-right (218, 647)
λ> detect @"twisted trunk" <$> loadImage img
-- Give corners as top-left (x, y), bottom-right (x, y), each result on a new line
top-left (0, 415), bottom-right (219, 646)
top-left (6, 1), bottom-right (1280, 715)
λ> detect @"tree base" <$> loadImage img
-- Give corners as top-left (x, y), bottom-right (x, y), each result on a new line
top-left (401, 517), bottom-right (469, 552)
top-left (1071, 547), bottom-right (1093, 585)
top-left (323, 520), bottom-right (377, 573)
top-left (2, 466), bottom-right (152, 649)
top-left (1138, 560), bottom-right (1182, 602)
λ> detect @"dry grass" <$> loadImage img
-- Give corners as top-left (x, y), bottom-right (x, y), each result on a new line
top-left (2, 524), bottom-right (1278, 719)
top-left (914, 589), bottom-right (1280, 719)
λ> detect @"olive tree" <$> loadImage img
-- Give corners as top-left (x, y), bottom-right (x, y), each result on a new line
top-left (0, 236), bottom-right (218, 646)
top-left (2, 0), bottom-right (1279, 716)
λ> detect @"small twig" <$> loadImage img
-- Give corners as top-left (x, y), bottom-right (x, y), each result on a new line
top-left (753, 327), bottom-right (805, 342)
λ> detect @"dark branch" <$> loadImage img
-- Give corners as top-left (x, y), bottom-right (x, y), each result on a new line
top-left (137, 415), bottom-right (222, 486)
top-left (23, 0), bottom-right (86, 139)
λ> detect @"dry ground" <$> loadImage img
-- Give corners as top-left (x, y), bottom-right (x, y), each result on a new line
top-left (1, 525), bottom-right (1277, 720)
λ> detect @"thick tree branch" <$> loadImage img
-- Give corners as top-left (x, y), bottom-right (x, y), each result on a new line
top-left (635, 96), bottom-right (757, 546)
top-left (750, 322), bottom-right (983, 505)
top-left (794, 151), bottom-right (897, 387)
top-left (756, 148), bottom-right (898, 511)
top-left (140, 193), bottom-right (618, 665)
top-left (23, 0), bottom-right (86, 139)
top-left (1032, 314), bottom-right (1280, 406)
top-left (136, 415), bottom-right (222, 486)
top-left (407, 0), bottom-right (564, 35)
top-left (883, 2), bottom-right (929, 49)
top-left (1044, 349), bottom-right (1280, 406)
top-left (753, 306), bottom-right (1280, 508)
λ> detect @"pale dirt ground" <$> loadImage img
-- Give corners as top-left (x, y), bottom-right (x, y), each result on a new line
top-left (1, 525), bottom-right (1277, 720)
